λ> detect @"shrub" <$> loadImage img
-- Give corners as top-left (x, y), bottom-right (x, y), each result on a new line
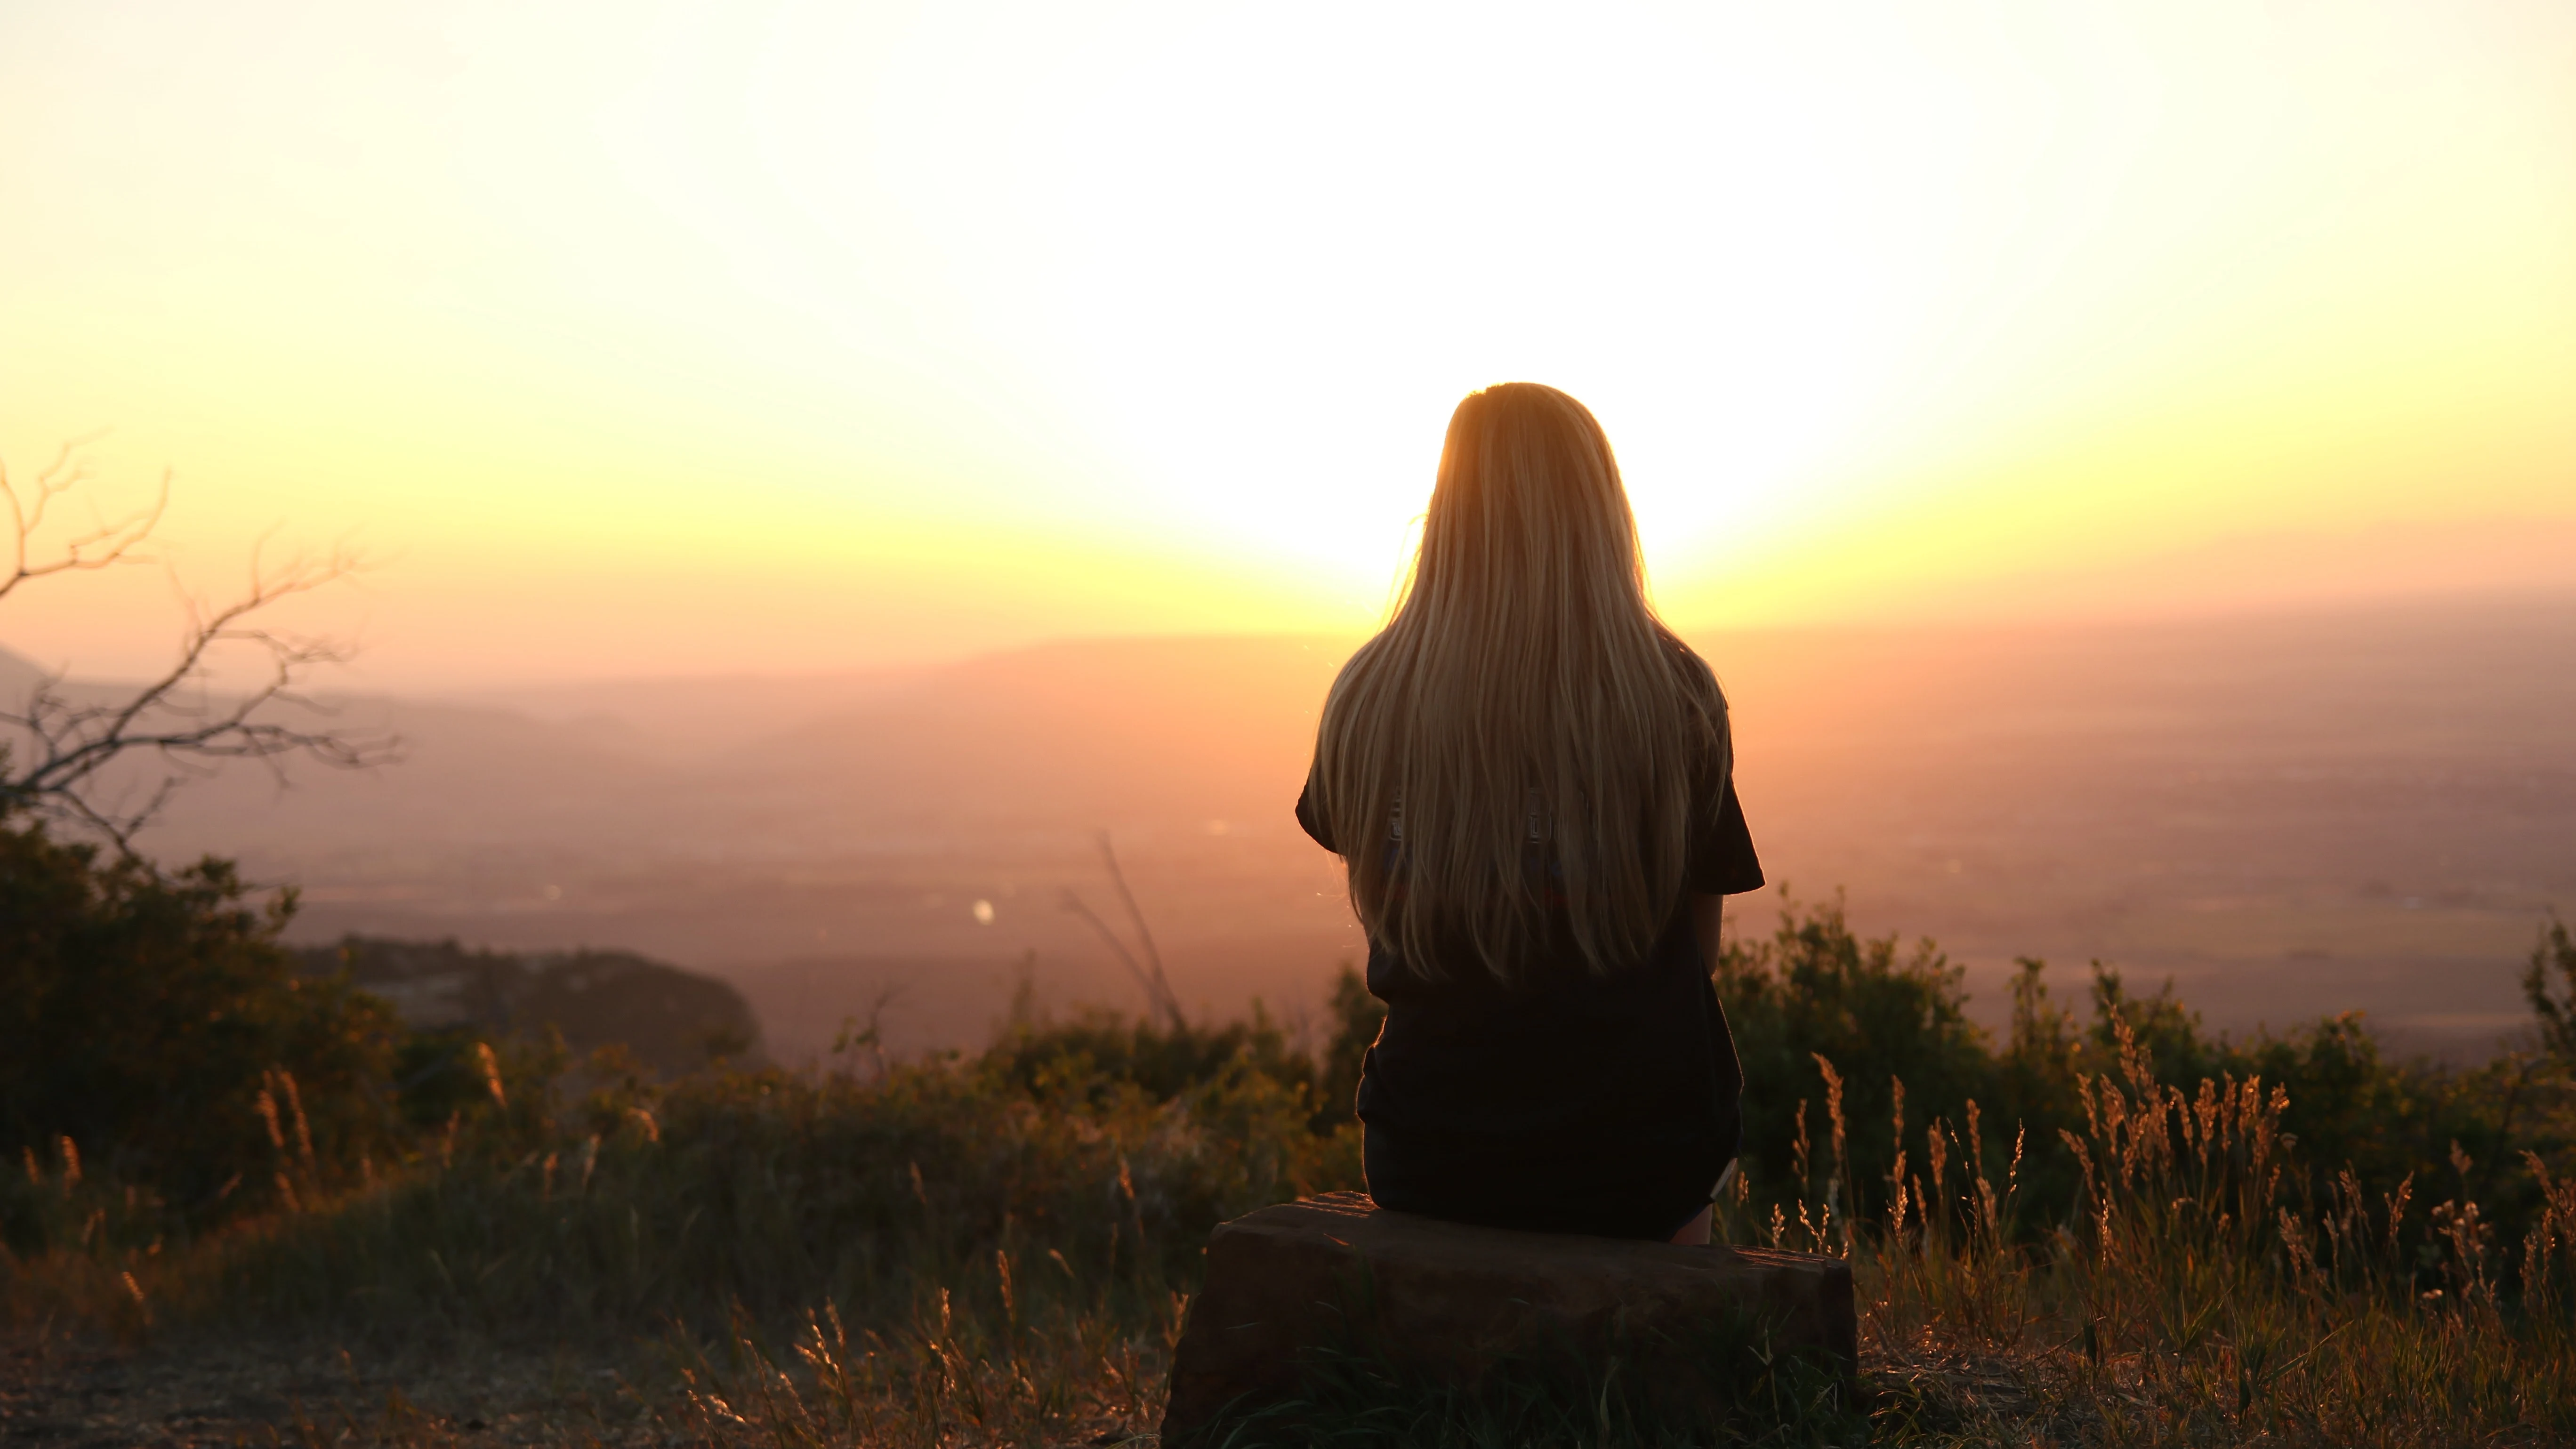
top-left (0, 811), bottom-right (398, 1246)
top-left (978, 998), bottom-right (1320, 1112)
top-left (1716, 895), bottom-right (1997, 1226)
top-left (138, 1031), bottom-right (1362, 1343)
top-left (1315, 962), bottom-right (1385, 1132)
top-left (1715, 898), bottom-right (2576, 1265)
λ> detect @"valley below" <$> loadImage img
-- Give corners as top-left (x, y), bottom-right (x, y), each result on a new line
top-left (82, 592), bottom-right (2576, 1066)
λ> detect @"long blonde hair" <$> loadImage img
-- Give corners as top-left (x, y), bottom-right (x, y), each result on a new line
top-left (1311, 382), bottom-right (1727, 983)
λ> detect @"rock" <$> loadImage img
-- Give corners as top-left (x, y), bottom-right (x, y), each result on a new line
top-left (1160, 1192), bottom-right (1856, 1444)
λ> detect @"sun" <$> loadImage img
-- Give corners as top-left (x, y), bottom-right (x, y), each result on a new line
top-left (3, 0), bottom-right (2571, 680)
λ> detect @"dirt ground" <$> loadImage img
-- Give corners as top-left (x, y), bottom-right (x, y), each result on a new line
top-left (0, 1330), bottom-right (679, 1448)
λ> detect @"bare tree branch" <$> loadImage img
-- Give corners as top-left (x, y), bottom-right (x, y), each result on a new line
top-left (1060, 832), bottom-right (1185, 1030)
top-left (1096, 831), bottom-right (1180, 1020)
top-left (0, 443), bottom-right (399, 854)
top-left (0, 437), bottom-right (166, 606)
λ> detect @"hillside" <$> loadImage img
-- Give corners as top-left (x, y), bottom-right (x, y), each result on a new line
top-left (62, 591), bottom-right (2576, 1064)
top-left (294, 937), bottom-right (764, 1077)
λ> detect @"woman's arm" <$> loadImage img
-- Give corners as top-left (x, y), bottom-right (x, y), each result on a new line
top-left (1690, 893), bottom-right (1724, 977)
top-left (1675, 892), bottom-right (1731, 1246)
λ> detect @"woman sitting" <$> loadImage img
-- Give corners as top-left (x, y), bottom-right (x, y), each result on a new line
top-left (1296, 381), bottom-right (1763, 1245)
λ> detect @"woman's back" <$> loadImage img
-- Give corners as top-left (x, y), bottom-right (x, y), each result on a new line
top-left (1304, 384), bottom-right (1731, 988)
top-left (1299, 383), bottom-right (1764, 1241)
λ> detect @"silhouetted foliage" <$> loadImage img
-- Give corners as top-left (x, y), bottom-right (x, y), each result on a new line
top-left (12, 810), bottom-right (2574, 1320)
top-left (387, 1025), bottom-right (498, 1131)
top-left (974, 963), bottom-right (1387, 1138)
top-left (1715, 894), bottom-right (1994, 1217)
top-left (1315, 962), bottom-right (1385, 1133)
top-left (2085, 963), bottom-right (2222, 1085)
top-left (0, 446), bottom-right (395, 851)
top-left (1709, 896), bottom-right (2576, 1254)
top-left (0, 808), bottom-right (397, 1243)
top-left (978, 1000), bottom-right (1320, 1113)
top-left (2528, 915), bottom-right (2576, 1063)
top-left (13, 837), bottom-right (2576, 1447)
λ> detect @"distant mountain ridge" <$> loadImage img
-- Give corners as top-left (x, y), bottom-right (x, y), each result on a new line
top-left (298, 937), bottom-right (762, 1077)
top-left (12, 593), bottom-right (2573, 1063)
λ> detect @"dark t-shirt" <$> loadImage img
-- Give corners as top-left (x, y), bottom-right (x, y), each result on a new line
top-left (1294, 756), bottom-right (1763, 1240)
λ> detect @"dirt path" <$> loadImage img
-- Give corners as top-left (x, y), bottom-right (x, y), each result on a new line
top-left (0, 1333), bottom-right (677, 1448)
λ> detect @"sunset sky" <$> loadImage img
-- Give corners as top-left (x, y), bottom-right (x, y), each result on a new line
top-left (3, 0), bottom-right (2571, 688)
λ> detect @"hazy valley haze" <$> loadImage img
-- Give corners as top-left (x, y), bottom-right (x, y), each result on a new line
top-left (36, 592), bottom-right (2567, 1068)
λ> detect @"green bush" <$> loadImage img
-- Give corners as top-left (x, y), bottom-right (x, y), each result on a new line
top-left (1315, 962), bottom-right (1385, 1132)
top-left (0, 811), bottom-right (398, 1246)
top-left (1715, 898), bottom-right (2576, 1269)
top-left (1715, 895), bottom-right (1998, 1225)
top-left (978, 998), bottom-right (1321, 1112)
top-left (11, 842), bottom-right (2576, 1447)
top-left (158, 1034), bottom-right (1362, 1342)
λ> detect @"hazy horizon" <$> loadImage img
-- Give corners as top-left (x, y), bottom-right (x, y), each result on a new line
top-left (6, 2), bottom-right (2573, 689)
top-left (8, 589), bottom-right (2551, 1076)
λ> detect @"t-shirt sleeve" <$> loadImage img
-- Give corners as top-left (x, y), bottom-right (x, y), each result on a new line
top-left (1295, 764), bottom-right (1337, 853)
top-left (1686, 775), bottom-right (1765, 896)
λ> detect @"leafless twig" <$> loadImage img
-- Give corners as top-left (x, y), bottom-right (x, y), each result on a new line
top-left (1096, 831), bottom-right (1178, 1014)
top-left (0, 444), bottom-right (399, 853)
top-left (1062, 833), bottom-right (1184, 1030)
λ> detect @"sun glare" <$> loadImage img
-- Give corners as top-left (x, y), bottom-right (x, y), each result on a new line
top-left (0, 0), bottom-right (2569, 680)
top-left (604, 0), bottom-right (2576, 599)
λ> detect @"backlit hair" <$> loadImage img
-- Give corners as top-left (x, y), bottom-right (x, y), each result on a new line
top-left (1311, 382), bottom-right (1726, 983)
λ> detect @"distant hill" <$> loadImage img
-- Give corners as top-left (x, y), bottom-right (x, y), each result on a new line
top-left (76, 591), bottom-right (2576, 1063)
top-left (298, 937), bottom-right (762, 1076)
top-left (0, 643), bottom-right (43, 699)
top-left (450, 666), bottom-right (932, 762)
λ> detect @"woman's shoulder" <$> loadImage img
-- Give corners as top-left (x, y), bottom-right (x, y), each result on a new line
top-left (1655, 632), bottom-right (1730, 766)
top-left (1657, 630), bottom-right (1725, 701)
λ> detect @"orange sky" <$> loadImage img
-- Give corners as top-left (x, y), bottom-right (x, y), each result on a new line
top-left (3, 1), bottom-right (2571, 689)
